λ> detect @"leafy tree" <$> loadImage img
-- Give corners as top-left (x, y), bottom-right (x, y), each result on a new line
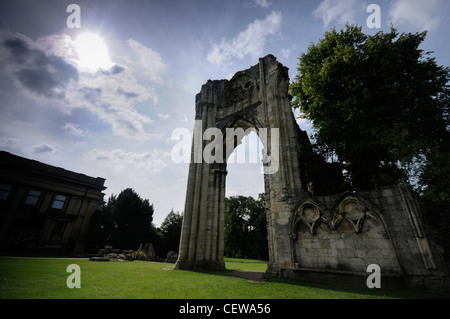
top-left (86, 199), bottom-right (114, 252)
top-left (88, 188), bottom-right (158, 251)
top-left (290, 24), bottom-right (450, 201)
top-left (250, 193), bottom-right (269, 260)
top-left (224, 194), bottom-right (268, 260)
top-left (159, 209), bottom-right (183, 256)
top-left (112, 188), bottom-right (156, 250)
top-left (418, 140), bottom-right (450, 203)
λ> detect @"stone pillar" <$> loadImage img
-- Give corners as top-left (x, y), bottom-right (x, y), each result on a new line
top-left (176, 81), bottom-right (228, 270)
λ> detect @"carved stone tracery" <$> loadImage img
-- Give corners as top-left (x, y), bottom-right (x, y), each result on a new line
top-left (292, 192), bottom-right (385, 237)
top-left (224, 73), bottom-right (258, 105)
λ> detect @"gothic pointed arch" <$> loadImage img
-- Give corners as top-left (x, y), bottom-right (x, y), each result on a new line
top-left (176, 55), bottom-right (310, 270)
top-left (330, 191), bottom-right (387, 234)
top-left (291, 198), bottom-right (332, 236)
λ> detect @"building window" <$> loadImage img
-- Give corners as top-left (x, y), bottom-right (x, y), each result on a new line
top-left (52, 195), bottom-right (67, 210)
top-left (0, 183), bottom-right (12, 201)
top-left (53, 222), bottom-right (66, 235)
top-left (24, 190), bottom-right (42, 206)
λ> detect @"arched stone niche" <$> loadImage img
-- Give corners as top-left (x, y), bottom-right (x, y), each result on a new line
top-left (291, 193), bottom-right (402, 274)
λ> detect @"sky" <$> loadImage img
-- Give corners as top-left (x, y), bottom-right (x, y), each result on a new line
top-left (0, 0), bottom-right (449, 226)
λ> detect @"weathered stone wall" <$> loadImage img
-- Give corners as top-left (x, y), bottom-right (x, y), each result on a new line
top-left (293, 217), bottom-right (401, 274)
top-left (278, 185), bottom-right (450, 290)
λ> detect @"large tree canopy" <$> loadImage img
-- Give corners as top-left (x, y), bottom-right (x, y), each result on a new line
top-left (224, 194), bottom-right (268, 260)
top-left (290, 25), bottom-right (449, 201)
top-left (113, 188), bottom-right (155, 250)
top-left (88, 188), bottom-right (157, 251)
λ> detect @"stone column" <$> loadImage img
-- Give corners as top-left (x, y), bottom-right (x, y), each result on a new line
top-left (175, 81), bottom-right (227, 270)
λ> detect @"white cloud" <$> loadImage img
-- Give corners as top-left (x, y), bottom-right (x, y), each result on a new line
top-left (83, 148), bottom-right (169, 174)
top-left (158, 113), bottom-right (170, 119)
top-left (389, 0), bottom-right (441, 31)
top-left (37, 33), bottom-right (78, 63)
top-left (207, 11), bottom-right (282, 65)
top-left (313, 0), bottom-right (358, 28)
top-left (281, 48), bottom-right (290, 58)
top-left (0, 31), bottom-right (161, 141)
top-left (226, 163), bottom-right (264, 198)
top-left (80, 146), bottom-right (187, 226)
top-left (246, 0), bottom-right (271, 8)
top-left (127, 38), bottom-right (167, 83)
top-left (0, 137), bottom-right (22, 153)
top-left (64, 68), bottom-right (156, 141)
top-left (81, 147), bottom-right (175, 225)
top-left (63, 123), bottom-right (85, 137)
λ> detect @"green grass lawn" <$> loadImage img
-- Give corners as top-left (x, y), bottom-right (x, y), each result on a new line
top-left (0, 257), bottom-right (448, 299)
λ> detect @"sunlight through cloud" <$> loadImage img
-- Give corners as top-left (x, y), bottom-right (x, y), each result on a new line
top-left (74, 33), bottom-right (113, 72)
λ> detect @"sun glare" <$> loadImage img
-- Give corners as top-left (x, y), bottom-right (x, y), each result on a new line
top-left (74, 33), bottom-right (112, 72)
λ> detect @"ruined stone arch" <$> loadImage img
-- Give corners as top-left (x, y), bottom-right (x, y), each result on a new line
top-left (216, 113), bottom-right (264, 163)
top-left (175, 55), bottom-right (310, 270)
top-left (174, 56), bottom-right (448, 291)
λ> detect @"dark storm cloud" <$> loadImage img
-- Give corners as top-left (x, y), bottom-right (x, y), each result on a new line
top-left (2, 37), bottom-right (79, 98)
top-left (99, 64), bottom-right (125, 76)
top-left (117, 87), bottom-right (139, 99)
top-left (3, 38), bottom-right (29, 63)
top-left (32, 143), bottom-right (55, 154)
top-left (110, 64), bottom-right (125, 74)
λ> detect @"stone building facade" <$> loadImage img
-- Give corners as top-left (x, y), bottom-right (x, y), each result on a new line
top-left (0, 151), bottom-right (106, 255)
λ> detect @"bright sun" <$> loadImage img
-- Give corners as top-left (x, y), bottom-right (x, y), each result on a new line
top-left (74, 33), bottom-right (112, 71)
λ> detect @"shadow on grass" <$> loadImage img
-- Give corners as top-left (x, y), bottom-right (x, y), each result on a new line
top-left (173, 266), bottom-right (450, 299)
top-left (263, 274), bottom-right (450, 299)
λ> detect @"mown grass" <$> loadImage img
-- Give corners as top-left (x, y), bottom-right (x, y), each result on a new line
top-left (0, 257), bottom-right (448, 299)
top-left (224, 257), bottom-right (268, 272)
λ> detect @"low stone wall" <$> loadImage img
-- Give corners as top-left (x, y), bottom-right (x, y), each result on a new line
top-left (281, 267), bottom-right (403, 289)
top-left (270, 185), bottom-right (450, 291)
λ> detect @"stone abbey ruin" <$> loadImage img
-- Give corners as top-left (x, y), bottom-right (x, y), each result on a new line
top-left (175, 55), bottom-right (449, 290)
